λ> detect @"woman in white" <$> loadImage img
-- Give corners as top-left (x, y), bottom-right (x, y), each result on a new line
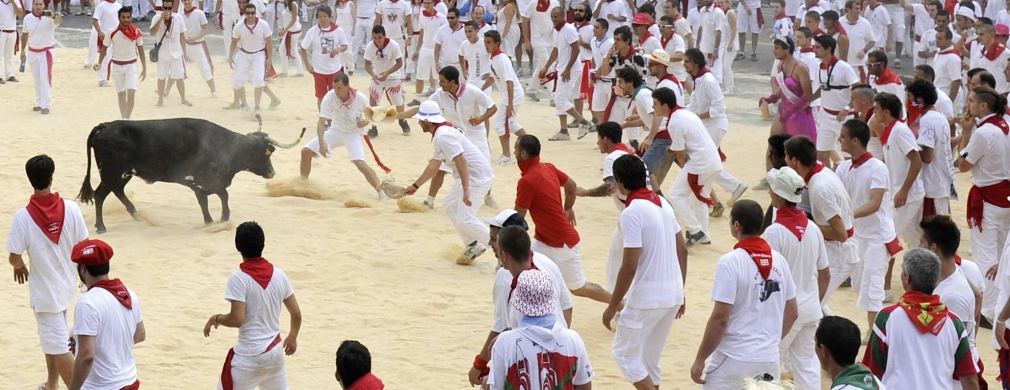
top-left (496, 0), bottom-right (519, 59)
top-left (334, 0), bottom-right (355, 72)
top-left (408, 0), bottom-right (423, 79)
top-left (718, 0), bottom-right (736, 95)
top-left (277, 0), bottom-right (305, 76)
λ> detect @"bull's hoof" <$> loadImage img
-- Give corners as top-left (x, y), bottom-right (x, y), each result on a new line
top-left (96, 226), bottom-right (107, 234)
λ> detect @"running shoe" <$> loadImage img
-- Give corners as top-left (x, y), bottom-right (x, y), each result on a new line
top-left (729, 183), bottom-right (748, 204)
top-left (548, 130), bottom-right (570, 141)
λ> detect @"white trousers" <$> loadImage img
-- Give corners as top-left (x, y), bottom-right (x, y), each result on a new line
top-left (444, 179), bottom-right (492, 247)
top-left (821, 240), bottom-right (857, 315)
top-left (88, 29), bottom-right (112, 82)
top-left (531, 240), bottom-right (587, 290)
top-left (707, 126), bottom-right (743, 192)
top-left (852, 237), bottom-right (890, 312)
top-left (702, 49), bottom-right (724, 83)
top-left (0, 31), bottom-right (15, 79)
top-left (893, 198), bottom-right (924, 250)
top-left (973, 202), bottom-right (1010, 318)
top-left (351, 16), bottom-right (374, 71)
top-left (185, 41), bottom-right (215, 81)
top-left (613, 306), bottom-right (680, 384)
top-left (721, 47), bottom-right (734, 94)
top-left (28, 49), bottom-right (53, 109)
top-left (277, 30), bottom-right (305, 75)
top-left (668, 169), bottom-right (715, 235)
top-left (779, 320), bottom-right (820, 390)
top-left (217, 347), bottom-right (289, 390)
top-left (701, 351), bottom-right (778, 390)
top-left (524, 45), bottom-right (550, 97)
top-left (606, 226), bottom-right (623, 292)
top-left (221, 14), bottom-right (238, 56)
top-left (553, 68), bottom-right (580, 114)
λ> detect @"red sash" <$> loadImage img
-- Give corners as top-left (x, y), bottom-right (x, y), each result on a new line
top-left (923, 197), bottom-right (937, 218)
top-left (623, 188), bottom-right (663, 207)
top-left (220, 335), bottom-right (282, 390)
top-left (967, 180), bottom-right (1010, 231)
top-left (91, 278), bottom-right (133, 309)
top-left (120, 380), bottom-right (140, 390)
top-left (687, 173), bottom-right (715, 206)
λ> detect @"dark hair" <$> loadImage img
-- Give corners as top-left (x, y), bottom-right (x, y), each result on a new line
top-left (235, 221), bottom-right (265, 258)
top-left (83, 264), bottom-right (110, 277)
top-left (979, 16), bottom-right (993, 26)
top-left (118, 6), bottom-right (133, 15)
top-left (768, 133), bottom-right (792, 160)
top-left (334, 72), bottom-right (350, 85)
top-left (938, 26), bottom-right (953, 40)
top-left (920, 215), bottom-right (961, 257)
top-left (822, 9), bottom-right (839, 21)
top-left (598, 121), bottom-right (623, 144)
top-left (784, 136), bottom-right (818, 168)
top-left (616, 66), bottom-right (644, 87)
top-left (975, 70), bottom-right (997, 89)
top-left (967, 67), bottom-right (986, 81)
top-left (958, 0), bottom-right (974, 10)
top-left (517, 134), bottom-right (541, 157)
top-left (796, 27), bottom-right (813, 39)
top-left (972, 86), bottom-right (1007, 115)
top-left (804, 10), bottom-right (821, 21)
top-left (816, 316), bottom-right (862, 366)
top-left (638, 3), bottom-right (655, 16)
top-left (845, 0), bottom-right (859, 10)
top-left (660, 15), bottom-right (673, 24)
top-left (448, 7), bottom-right (460, 17)
top-left (498, 225), bottom-right (531, 263)
top-left (654, 86), bottom-right (678, 108)
top-left (162, 0), bottom-right (173, 5)
top-left (595, 18), bottom-right (609, 31)
top-left (868, 50), bottom-right (888, 67)
top-left (731, 200), bottom-right (764, 236)
top-left (774, 36), bottom-right (795, 54)
top-left (484, 29), bottom-right (501, 43)
top-left (372, 25), bottom-right (386, 35)
top-left (914, 64), bottom-right (935, 82)
top-left (930, 0), bottom-right (943, 9)
top-left (439, 65), bottom-right (461, 84)
top-left (336, 340), bottom-right (371, 387)
top-left (772, 0), bottom-right (785, 7)
top-left (873, 92), bottom-right (903, 119)
top-left (500, 213), bottom-right (529, 230)
top-left (613, 154), bottom-right (648, 190)
top-left (614, 25), bottom-right (633, 43)
top-left (907, 79), bottom-right (938, 105)
top-left (684, 48), bottom-right (706, 68)
top-left (464, 20), bottom-right (479, 29)
top-left (316, 5), bottom-right (332, 18)
top-left (244, 3), bottom-right (256, 12)
top-left (843, 119), bottom-right (871, 147)
top-left (814, 34), bottom-right (836, 54)
top-left (26, 154), bottom-right (54, 190)
top-left (665, 0), bottom-right (680, 10)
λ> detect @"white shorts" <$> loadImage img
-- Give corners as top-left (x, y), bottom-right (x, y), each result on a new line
top-left (853, 236), bottom-right (891, 312)
top-left (110, 61), bottom-right (138, 93)
top-left (894, 198), bottom-right (924, 245)
top-left (416, 49), bottom-right (438, 81)
top-left (157, 56), bottom-right (186, 80)
top-left (553, 70), bottom-right (580, 114)
top-left (591, 79), bottom-right (613, 112)
top-left (531, 240), bottom-right (586, 290)
top-left (885, 4), bottom-right (906, 43)
top-left (494, 100), bottom-right (524, 136)
top-left (926, 197), bottom-right (951, 216)
top-left (779, 320), bottom-right (820, 390)
top-left (233, 50), bottom-right (266, 89)
top-left (701, 351), bottom-right (779, 390)
top-left (185, 41), bottom-right (215, 81)
top-left (613, 305), bottom-right (679, 384)
top-left (304, 129), bottom-right (366, 161)
top-left (736, 4), bottom-right (761, 34)
top-left (816, 109), bottom-right (843, 152)
top-left (369, 78), bottom-right (406, 106)
top-left (218, 346), bottom-right (289, 390)
top-left (35, 310), bottom-right (71, 355)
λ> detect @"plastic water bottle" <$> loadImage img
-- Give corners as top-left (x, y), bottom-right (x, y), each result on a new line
top-left (19, 57), bottom-right (25, 73)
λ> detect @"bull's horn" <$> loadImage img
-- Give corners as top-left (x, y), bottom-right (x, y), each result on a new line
top-left (265, 128), bottom-right (307, 149)
top-left (256, 114), bottom-right (263, 132)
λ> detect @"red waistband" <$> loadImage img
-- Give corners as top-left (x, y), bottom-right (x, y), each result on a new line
top-left (120, 379), bottom-right (141, 390)
top-left (0, 29), bottom-right (15, 33)
top-left (826, 228), bottom-right (854, 242)
top-left (186, 40), bottom-right (206, 45)
top-left (112, 58), bottom-right (138, 65)
top-left (239, 48), bottom-right (265, 54)
top-left (29, 46), bottom-right (54, 53)
top-left (823, 107), bottom-right (841, 115)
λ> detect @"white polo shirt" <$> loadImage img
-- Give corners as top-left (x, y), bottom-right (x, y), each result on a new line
top-left (104, 27), bottom-right (144, 62)
top-left (23, 13), bottom-right (57, 49)
top-left (489, 51), bottom-right (525, 102)
top-left (667, 108), bottom-right (723, 175)
top-left (687, 71), bottom-right (728, 131)
top-left (300, 23), bottom-right (349, 74)
top-left (819, 57), bottom-right (860, 111)
top-left (523, 0), bottom-right (556, 47)
top-left (375, 0), bottom-right (411, 40)
top-left (320, 90), bottom-right (369, 133)
top-left (962, 114), bottom-right (1010, 187)
top-left (150, 13), bottom-right (187, 60)
top-left (863, 4), bottom-right (890, 49)
top-left (364, 38), bottom-right (403, 78)
top-left (841, 16), bottom-right (873, 66)
top-left (916, 110), bottom-right (955, 199)
top-left (881, 120), bottom-right (925, 202)
top-left (711, 246), bottom-right (797, 363)
top-left (553, 23), bottom-right (579, 72)
top-left (6, 199), bottom-right (89, 313)
top-left (232, 18), bottom-right (272, 53)
top-left (932, 49), bottom-right (961, 97)
top-left (590, 36), bottom-right (615, 79)
top-left (182, 8), bottom-right (208, 41)
top-left (73, 285), bottom-right (142, 390)
top-left (432, 124), bottom-right (495, 185)
top-left (225, 265), bottom-right (294, 356)
top-left (418, 10), bottom-right (447, 51)
top-left (459, 38), bottom-right (490, 80)
top-left (621, 196), bottom-right (684, 310)
top-left (491, 253), bottom-right (574, 332)
top-left (836, 157), bottom-right (896, 242)
top-left (935, 270), bottom-right (978, 360)
top-left (434, 23), bottom-right (467, 65)
top-left (428, 84), bottom-right (495, 138)
top-left (662, 33), bottom-right (687, 77)
top-left (698, 5), bottom-right (724, 54)
top-left (764, 215), bottom-right (829, 325)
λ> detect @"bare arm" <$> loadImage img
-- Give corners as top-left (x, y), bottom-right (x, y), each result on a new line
top-left (576, 178), bottom-right (616, 197)
top-left (204, 299), bottom-right (247, 338)
top-left (817, 267), bottom-right (830, 300)
top-left (453, 154), bottom-right (472, 197)
top-left (920, 145), bottom-right (935, 164)
top-left (691, 302), bottom-right (732, 384)
top-left (134, 321), bottom-right (146, 344)
top-left (282, 294), bottom-right (301, 355)
top-left (68, 335), bottom-right (97, 390)
top-left (819, 215), bottom-right (849, 242)
top-left (562, 177), bottom-right (577, 211)
top-left (853, 188), bottom-right (885, 218)
top-left (782, 298), bottom-right (798, 338)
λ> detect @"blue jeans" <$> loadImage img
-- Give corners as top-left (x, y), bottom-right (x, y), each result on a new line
top-left (641, 138), bottom-right (672, 173)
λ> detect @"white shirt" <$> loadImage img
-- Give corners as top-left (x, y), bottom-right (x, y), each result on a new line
top-left (909, 4), bottom-right (933, 37)
top-left (764, 216), bottom-right (829, 325)
top-left (621, 196), bottom-right (684, 309)
top-left (711, 246), bottom-right (797, 363)
top-left (667, 108), bottom-right (723, 174)
top-left (597, 0), bottom-right (628, 36)
top-left (375, 0), bottom-right (411, 40)
top-left (320, 90), bottom-right (369, 133)
top-left (656, 77), bottom-right (685, 110)
top-left (434, 23), bottom-right (466, 64)
top-left (6, 199), bottom-right (89, 313)
top-left (629, 87), bottom-right (655, 132)
top-left (104, 26), bottom-right (144, 62)
top-left (357, 0), bottom-right (378, 17)
top-left (23, 13), bottom-right (57, 49)
top-left (662, 33), bottom-right (687, 78)
top-left (491, 253), bottom-right (574, 332)
top-left (428, 84), bottom-right (495, 139)
top-left (418, 10), bottom-right (447, 51)
top-left (300, 23), bottom-right (349, 74)
top-left (151, 13), bottom-right (187, 59)
top-left (220, 0), bottom-right (239, 17)
top-left (807, 167), bottom-right (855, 232)
top-left (487, 321), bottom-right (593, 390)
top-left (842, 16), bottom-right (873, 66)
top-left (182, 8), bottom-right (209, 41)
top-left (552, 23), bottom-right (579, 72)
top-left (576, 22), bottom-right (593, 62)
top-left (0, 0), bottom-right (23, 30)
top-left (459, 39), bottom-right (489, 80)
top-left (364, 38), bottom-right (403, 78)
top-left (225, 265), bottom-right (294, 356)
top-left (488, 51), bottom-right (525, 103)
top-left (93, 0), bottom-right (122, 35)
top-left (882, 120), bottom-right (925, 202)
top-left (603, 148), bottom-right (631, 210)
top-left (959, 258), bottom-right (985, 291)
top-left (962, 114), bottom-right (1010, 187)
top-left (916, 110), bottom-right (955, 199)
top-left (591, 36), bottom-right (615, 79)
top-left (73, 286), bottom-right (142, 390)
top-left (873, 302), bottom-right (977, 390)
top-left (935, 270), bottom-right (978, 360)
top-left (819, 58), bottom-right (860, 111)
top-left (432, 124), bottom-right (495, 185)
top-left (863, 4), bottom-right (890, 49)
top-left (836, 157), bottom-right (897, 243)
top-left (687, 71), bottom-right (728, 132)
top-left (523, 0), bottom-right (556, 47)
top-left (933, 49), bottom-right (962, 97)
top-left (936, 88), bottom-right (954, 117)
top-left (798, 50), bottom-right (821, 107)
top-left (998, 9), bottom-right (1010, 27)
top-left (232, 18), bottom-right (271, 53)
top-left (698, 4), bottom-right (724, 53)
top-left (970, 42), bottom-right (1010, 94)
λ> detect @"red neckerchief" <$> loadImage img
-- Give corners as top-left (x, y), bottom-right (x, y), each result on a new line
top-left (491, 48), bottom-right (505, 58)
top-left (154, 5), bottom-right (163, 10)
top-left (803, 162), bottom-right (825, 184)
top-left (611, 143), bottom-right (634, 154)
top-left (517, 155), bottom-right (540, 175)
top-left (116, 24), bottom-right (143, 41)
top-left (91, 279), bottom-right (133, 310)
top-left (846, 15), bottom-right (859, 25)
top-left (850, 152), bottom-right (874, 169)
top-left (449, 82), bottom-right (467, 111)
top-left (623, 187), bottom-right (663, 207)
top-left (575, 21), bottom-right (589, 29)
top-left (814, 28), bottom-right (826, 36)
top-left (897, 291), bottom-right (951, 335)
top-left (982, 41), bottom-right (1008, 61)
top-left (690, 66), bottom-right (710, 81)
top-left (660, 74), bottom-right (680, 85)
top-left (870, 3), bottom-right (881, 10)
top-left (184, 6), bottom-right (198, 15)
top-left (861, 107), bottom-right (875, 122)
top-left (906, 103), bottom-right (932, 127)
top-left (978, 113), bottom-right (1010, 135)
top-left (244, 18), bottom-right (259, 34)
top-left (672, 14), bottom-right (681, 22)
top-left (347, 373), bottom-right (385, 390)
top-left (618, 45), bottom-right (637, 60)
top-left (873, 67), bottom-right (902, 85)
top-left (26, 193), bottom-right (64, 245)
top-left (661, 33), bottom-right (674, 47)
top-left (800, 46), bottom-right (815, 53)
top-left (638, 32), bottom-right (654, 46)
top-left (880, 118), bottom-right (903, 146)
top-left (375, 37), bottom-right (390, 58)
top-left (430, 121), bottom-right (455, 140)
top-left (239, 257), bottom-right (275, 289)
top-left (554, 22), bottom-right (565, 32)
top-left (536, 0), bottom-right (549, 12)
top-left (422, 8), bottom-right (437, 17)
top-left (319, 22), bottom-right (338, 32)
top-left (939, 48), bottom-right (961, 56)
top-left (734, 236), bottom-right (774, 280)
top-left (775, 12), bottom-right (789, 20)
top-left (819, 55), bottom-right (838, 70)
top-left (507, 253), bottom-right (538, 300)
top-left (339, 88), bottom-right (358, 108)
top-left (774, 206), bottom-right (808, 241)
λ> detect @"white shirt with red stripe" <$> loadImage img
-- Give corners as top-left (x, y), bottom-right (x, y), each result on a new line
top-left (836, 156), bottom-right (897, 243)
top-left (364, 38), bottom-right (403, 78)
top-left (764, 214), bottom-right (829, 325)
top-left (881, 119), bottom-right (925, 202)
top-left (22, 13), bottom-right (57, 50)
top-left (662, 32), bottom-right (687, 77)
top-left (103, 26), bottom-right (143, 62)
top-left (225, 265), bottom-right (294, 356)
top-left (970, 42), bottom-right (1010, 95)
top-left (667, 108), bottom-right (722, 175)
top-left (428, 83), bottom-right (495, 137)
top-left (232, 17), bottom-right (272, 53)
top-left (418, 10), bottom-right (447, 51)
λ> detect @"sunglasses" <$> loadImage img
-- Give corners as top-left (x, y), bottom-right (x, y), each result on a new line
top-left (867, 61), bottom-right (882, 67)
top-left (659, 24), bottom-right (673, 28)
top-left (245, 11), bottom-right (256, 15)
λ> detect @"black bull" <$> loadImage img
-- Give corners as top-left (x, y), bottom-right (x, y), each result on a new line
top-left (77, 118), bottom-right (305, 233)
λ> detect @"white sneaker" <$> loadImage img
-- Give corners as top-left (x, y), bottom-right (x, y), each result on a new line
top-left (378, 190), bottom-right (391, 201)
top-left (484, 194), bottom-right (498, 209)
top-left (548, 131), bottom-right (571, 141)
top-left (422, 199), bottom-right (435, 209)
top-left (577, 121), bottom-right (594, 140)
top-left (883, 290), bottom-right (895, 303)
top-left (465, 241), bottom-right (487, 261)
top-left (729, 183), bottom-right (748, 205)
top-left (498, 156), bottom-right (516, 164)
top-left (98, 80), bottom-right (109, 87)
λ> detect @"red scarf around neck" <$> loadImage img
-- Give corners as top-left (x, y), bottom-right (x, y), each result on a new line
top-left (978, 113), bottom-right (1010, 134)
top-left (554, 22), bottom-right (565, 32)
top-left (861, 107), bottom-right (875, 122)
top-left (623, 188), bottom-right (663, 207)
top-left (618, 45), bottom-right (637, 60)
top-left (880, 118), bottom-right (904, 146)
top-left (536, 0), bottom-right (549, 12)
top-left (954, 254), bottom-right (963, 265)
top-left (239, 257), bottom-right (275, 289)
top-left (819, 55), bottom-right (839, 70)
top-left (775, 12), bottom-right (789, 20)
top-left (800, 46), bottom-right (815, 53)
top-left (803, 162), bottom-right (825, 184)
top-left (897, 291), bottom-right (951, 335)
top-left (873, 68), bottom-right (902, 86)
top-left (611, 143), bottom-right (634, 154)
top-left (375, 37), bottom-right (391, 57)
top-left (939, 47), bottom-right (961, 56)
top-left (734, 236), bottom-right (774, 279)
top-left (691, 66), bottom-right (710, 81)
top-left (184, 6), bottom-right (198, 15)
top-left (91, 278), bottom-right (133, 309)
top-left (117, 24), bottom-right (143, 41)
top-left (638, 32), bottom-right (654, 46)
top-left (661, 33), bottom-right (674, 47)
top-left (774, 207), bottom-right (808, 241)
top-left (983, 42), bottom-right (1008, 61)
top-left (850, 152), bottom-right (874, 169)
top-left (507, 253), bottom-right (538, 301)
top-left (422, 8), bottom-right (437, 17)
top-left (430, 122), bottom-right (456, 140)
top-left (26, 193), bottom-right (64, 244)
top-left (320, 22), bottom-right (338, 32)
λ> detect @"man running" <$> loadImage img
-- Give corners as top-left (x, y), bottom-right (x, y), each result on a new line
top-left (482, 30), bottom-right (527, 164)
top-left (364, 25), bottom-right (411, 137)
top-left (300, 5), bottom-right (350, 109)
top-left (540, 7), bottom-right (594, 141)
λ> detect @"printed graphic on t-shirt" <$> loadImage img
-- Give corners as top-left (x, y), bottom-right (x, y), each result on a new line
top-left (506, 348), bottom-right (580, 390)
top-left (321, 36), bottom-right (334, 54)
top-left (757, 278), bottom-right (781, 302)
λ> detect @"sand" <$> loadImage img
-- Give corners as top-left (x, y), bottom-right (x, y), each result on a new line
top-left (0, 49), bottom-right (997, 389)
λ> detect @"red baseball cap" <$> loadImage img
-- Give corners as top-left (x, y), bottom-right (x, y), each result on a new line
top-left (71, 239), bottom-right (114, 266)
top-left (631, 13), bottom-right (652, 25)
top-left (998, 24), bottom-right (1010, 36)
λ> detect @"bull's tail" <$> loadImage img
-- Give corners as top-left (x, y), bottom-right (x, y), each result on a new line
top-left (77, 125), bottom-right (98, 204)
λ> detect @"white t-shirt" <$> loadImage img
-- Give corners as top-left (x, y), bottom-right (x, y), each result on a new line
top-left (552, 23), bottom-right (579, 72)
top-left (487, 321), bottom-right (593, 389)
top-left (0, 0), bottom-right (23, 30)
top-left (418, 10), bottom-right (447, 51)
top-left (357, 0), bottom-right (378, 17)
top-left (687, 72), bottom-right (728, 132)
top-left (863, 4), bottom-right (890, 49)
top-left (22, 13), bottom-right (57, 49)
top-left (910, 3), bottom-right (933, 37)
top-left (711, 246), bottom-right (797, 363)
top-left (427, 84), bottom-right (495, 138)
top-left (150, 13), bottom-right (187, 59)
top-left (933, 49), bottom-right (962, 97)
top-left (935, 270), bottom-right (978, 359)
top-left (970, 43), bottom-right (1010, 94)
top-left (807, 167), bottom-right (855, 231)
top-left (225, 266), bottom-right (295, 356)
top-left (73, 286), bottom-right (142, 390)
top-left (93, 0), bottom-right (122, 35)
top-left (916, 110), bottom-right (955, 199)
top-left (819, 58), bottom-right (860, 111)
top-left (320, 90), bottom-right (369, 133)
top-left (488, 51), bottom-right (525, 103)
top-left (375, 0), bottom-right (411, 40)
top-left (630, 87), bottom-right (655, 132)
top-left (662, 33), bottom-right (687, 78)
top-left (603, 148), bottom-right (631, 210)
top-left (6, 199), bottom-right (89, 313)
top-left (432, 124), bottom-right (495, 185)
top-left (300, 23), bottom-right (349, 74)
top-left (434, 23), bottom-right (467, 64)
top-left (364, 38), bottom-right (403, 78)
top-left (182, 9), bottom-right (209, 41)
top-left (667, 108), bottom-right (723, 174)
top-left (698, 5), bottom-right (724, 53)
top-left (591, 36), bottom-right (615, 79)
top-left (836, 157), bottom-right (896, 242)
top-left (621, 196), bottom-right (684, 310)
top-left (842, 16), bottom-right (873, 66)
top-left (935, 88), bottom-right (954, 118)
top-left (232, 18), bottom-right (272, 53)
top-left (104, 27), bottom-right (144, 62)
top-left (873, 306), bottom-right (976, 390)
top-left (598, 0), bottom-right (628, 36)
top-left (764, 217), bottom-right (829, 325)
top-left (490, 253), bottom-right (574, 332)
top-left (959, 259), bottom-right (985, 291)
top-left (459, 39), bottom-right (490, 80)
top-left (961, 115), bottom-right (1010, 187)
top-left (881, 120), bottom-right (925, 202)
top-left (523, 0), bottom-right (556, 47)
top-left (576, 22), bottom-right (593, 61)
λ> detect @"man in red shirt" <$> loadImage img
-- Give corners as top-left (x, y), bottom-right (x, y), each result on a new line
top-left (514, 134), bottom-right (611, 304)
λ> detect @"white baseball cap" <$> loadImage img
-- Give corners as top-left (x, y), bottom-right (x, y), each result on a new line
top-left (766, 167), bottom-right (806, 204)
top-left (411, 100), bottom-right (447, 123)
top-left (483, 209), bottom-right (528, 229)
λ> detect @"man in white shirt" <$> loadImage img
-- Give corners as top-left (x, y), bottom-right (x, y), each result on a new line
top-left (658, 15), bottom-right (688, 85)
top-left (7, 155), bottom-right (89, 390)
top-left (214, 0), bottom-right (240, 54)
top-left (151, 0), bottom-right (191, 107)
top-left (352, 0), bottom-right (378, 73)
top-left (299, 5), bottom-right (350, 109)
top-left (736, 0), bottom-right (760, 60)
top-left (969, 23), bottom-right (1010, 94)
top-left (228, 3), bottom-right (273, 116)
top-left (90, 0), bottom-right (121, 86)
top-left (181, 0), bottom-right (217, 98)
top-left (918, 9), bottom-right (955, 65)
top-left (541, 7), bottom-right (594, 141)
top-left (932, 27), bottom-right (964, 110)
top-left (907, 79), bottom-right (956, 217)
top-left (204, 222), bottom-right (302, 390)
top-left (815, 35), bottom-right (860, 164)
top-left (433, 8), bottom-right (465, 76)
top-left (593, 0), bottom-right (627, 36)
top-left (67, 239), bottom-right (146, 390)
top-left (900, 0), bottom-right (937, 67)
top-left (482, 30), bottom-right (528, 164)
top-left (589, 18), bottom-right (614, 125)
top-left (523, 0), bottom-right (557, 100)
top-left (763, 167), bottom-right (830, 390)
top-left (98, 7), bottom-right (147, 120)
top-left (695, 0), bottom-right (725, 82)
top-left (459, 20), bottom-right (489, 85)
top-left (364, 25), bottom-right (412, 137)
top-left (412, 0), bottom-right (446, 102)
top-left (0, 0), bottom-right (23, 83)
top-left (842, 0), bottom-right (874, 80)
top-left (874, 92), bottom-right (926, 251)
top-left (20, 0), bottom-right (60, 114)
top-left (816, 316), bottom-right (885, 390)
top-left (404, 100), bottom-right (496, 263)
top-left (863, 0), bottom-right (892, 53)
top-left (691, 200), bottom-right (799, 388)
top-left (374, 0), bottom-right (412, 58)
